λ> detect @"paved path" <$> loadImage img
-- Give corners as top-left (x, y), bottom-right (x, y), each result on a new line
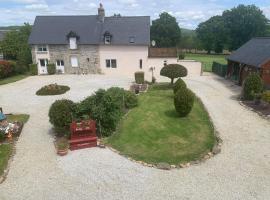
top-left (0, 74), bottom-right (269, 200)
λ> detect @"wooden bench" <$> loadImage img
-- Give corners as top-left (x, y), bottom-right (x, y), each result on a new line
top-left (69, 120), bottom-right (97, 151)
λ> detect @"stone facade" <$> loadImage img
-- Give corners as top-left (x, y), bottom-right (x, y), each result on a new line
top-left (49, 45), bottom-right (100, 74)
top-left (32, 44), bottom-right (100, 74)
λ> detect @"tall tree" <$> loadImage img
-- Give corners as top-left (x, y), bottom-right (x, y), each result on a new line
top-left (151, 12), bottom-right (181, 47)
top-left (223, 4), bottom-right (268, 50)
top-left (196, 16), bottom-right (226, 54)
top-left (0, 23), bottom-right (32, 67)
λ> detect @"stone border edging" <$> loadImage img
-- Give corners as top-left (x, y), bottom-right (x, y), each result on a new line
top-left (101, 95), bottom-right (223, 170)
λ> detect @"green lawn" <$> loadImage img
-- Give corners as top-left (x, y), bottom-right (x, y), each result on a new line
top-left (185, 53), bottom-right (227, 72)
top-left (0, 114), bottom-right (29, 176)
top-left (107, 84), bottom-right (215, 164)
top-left (6, 114), bottom-right (29, 123)
top-left (0, 74), bottom-right (29, 86)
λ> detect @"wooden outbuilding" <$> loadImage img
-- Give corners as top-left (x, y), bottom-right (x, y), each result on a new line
top-left (227, 38), bottom-right (270, 87)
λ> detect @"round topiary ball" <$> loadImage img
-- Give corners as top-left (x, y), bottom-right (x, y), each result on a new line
top-left (49, 99), bottom-right (76, 135)
top-left (174, 88), bottom-right (195, 117)
top-left (173, 78), bottom-right (187, 94)
top-left (160, 64), bottom-right (188, 84)
top-left (243, 73), bottom-right (263, 100)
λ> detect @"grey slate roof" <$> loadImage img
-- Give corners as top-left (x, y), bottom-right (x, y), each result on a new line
top-left (227, 38), bottom-right (270, 68)
top-left (28, 15), bottom-right (150, 45)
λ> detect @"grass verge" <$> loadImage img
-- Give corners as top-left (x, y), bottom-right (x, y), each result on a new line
top-left (185, 53), bottom-right (227, 72)
top-left (106, 84), bottom-right (215, 164)
top-left (0, 114), bottom-right (29, 177)
top-left (0, 74), bottom-right (29, 86)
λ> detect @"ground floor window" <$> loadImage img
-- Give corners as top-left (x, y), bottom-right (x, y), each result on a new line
top-left (56, 60), bottom-right (64, 66)
top-left (39, 59), bottom-right (48, 67)
top-left (106, 59), bottom-right (117, 68)
top-left (71, 56), bottom-right (78, 67)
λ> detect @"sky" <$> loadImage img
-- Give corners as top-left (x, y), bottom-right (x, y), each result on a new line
top-left (0, 0), bottom-right (269, 29)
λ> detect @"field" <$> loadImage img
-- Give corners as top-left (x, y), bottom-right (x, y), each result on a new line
top-left (185, 53), bottom-right (227, 72)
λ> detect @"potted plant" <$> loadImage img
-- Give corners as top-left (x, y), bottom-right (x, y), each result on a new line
top-left (56, 137), bottom-right (69, 156)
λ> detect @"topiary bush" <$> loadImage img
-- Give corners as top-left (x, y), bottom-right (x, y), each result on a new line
top-left (173, 78), bottom-right (187, 94)
top-left (76, 87), bottom-right (138, 137)
top-left (36, 84), bottom-right (70, 96)
top-left (243, 73), bottom-right (263, 100)
top-left (160, 64), bottom-right (187, 84)
top-left (124, 91), bottom-right (138, 108)
top-left (174, 88), bottom-right (195, 117)
top-left (49, 99), bottom-right (76, 136)
top-left (135, 71), bottom-right (145, 84)
top-left (29, 64), bottom-right (38, 75)
top-left (47, 63), bottom-right (56, 75)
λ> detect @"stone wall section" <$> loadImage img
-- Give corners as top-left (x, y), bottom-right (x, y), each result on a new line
top-left (48, 45), bottom-right (100, 74)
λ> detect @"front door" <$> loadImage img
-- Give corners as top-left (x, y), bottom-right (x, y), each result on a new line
top-left (56, 60), bottom-right (65, 74)
top-left (38, 59), bottom-right (48, 74)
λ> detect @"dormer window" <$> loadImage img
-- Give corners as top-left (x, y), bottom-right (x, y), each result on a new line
top-left (104, 31), bottom-right (112, 44)
top-left (69, 37), bottom-right (77, 49)
top-left (66, 31), bottom-right (79, 50)
top-left (105, 36), bottom-right (111, 44)
top-left (129, 36), bottom-right (135, 44)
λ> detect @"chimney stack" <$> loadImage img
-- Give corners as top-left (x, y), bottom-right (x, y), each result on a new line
top-left (98, 3), bottom-right (105, 22)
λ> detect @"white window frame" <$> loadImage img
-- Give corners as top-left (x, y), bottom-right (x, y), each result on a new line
top-left (104, 36), bottom-right (111, 44)
top-left (69, 37), bottom-right (77, 49)
top-left (37, 45), bottom-right (47, 52)
top-left (56, 60), bottom-right (64, 67)
top-left (70, 56), bottom-right (78, 67)
top-left (105, 59), bottom-right (117, 68)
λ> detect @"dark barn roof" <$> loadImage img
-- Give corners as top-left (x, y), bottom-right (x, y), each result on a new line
top-left (227, 38), bottom-right (270, 68)
top-left (28, 15), bottom-right (150, 45)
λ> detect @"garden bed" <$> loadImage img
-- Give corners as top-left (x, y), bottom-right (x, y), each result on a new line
top-left (36, 84), bottom-right (70, 96)
top-left (0, 114), bottom-right (29, 182)
top-left (106, 83), bottom-right (216, 165)
top-left (241, 101), bottom-right (270, 118)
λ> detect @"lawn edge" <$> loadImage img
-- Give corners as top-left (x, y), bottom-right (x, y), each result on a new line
top-left (105, 94), bottom-right (223, 170)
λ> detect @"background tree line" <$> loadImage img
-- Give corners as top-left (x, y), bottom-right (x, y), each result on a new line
top-left (151, 4), bottom-right (270, 53)
top-left (0, 23), bottom-right (32, 73)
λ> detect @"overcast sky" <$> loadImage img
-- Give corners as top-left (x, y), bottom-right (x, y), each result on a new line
top-left (0, 0), bottom-right (269, 29)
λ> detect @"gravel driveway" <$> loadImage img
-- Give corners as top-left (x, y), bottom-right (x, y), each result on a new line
top-left (0, 74), bottom-right (269, 200)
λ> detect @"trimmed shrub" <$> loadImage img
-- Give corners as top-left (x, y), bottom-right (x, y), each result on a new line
top-left (47, 63), bottom-right (56, 75)
top-left (0, 60), bottom-right (14, 78)
top-left (262, 91), bottom-right (270, 103)
top-left (160, 64), bottom-right (187, 84)
top-left (174, 88), bottom-right (195, 117)
top-left (29, 64), bottom-right (38, 75)
top-left (124, 91), bottom-right (138, 108)
top-left (135, 71), bottom-right (145, 84)
top-left (173, 78), bottom-right (187, 94)
top-left (76, 87), bottom-right (138, 137)
top-left (178, 52), bottom-right (185, 60)
top-left (36, 84), bottom-right (70, 96)
top-left (49, 99), bottom-right (76, 136)
top-left (243, 73), bottom-right (263, 100)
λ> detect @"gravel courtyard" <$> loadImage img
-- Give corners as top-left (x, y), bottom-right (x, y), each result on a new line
top-left (0, 74), bottom-right (269, 200)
